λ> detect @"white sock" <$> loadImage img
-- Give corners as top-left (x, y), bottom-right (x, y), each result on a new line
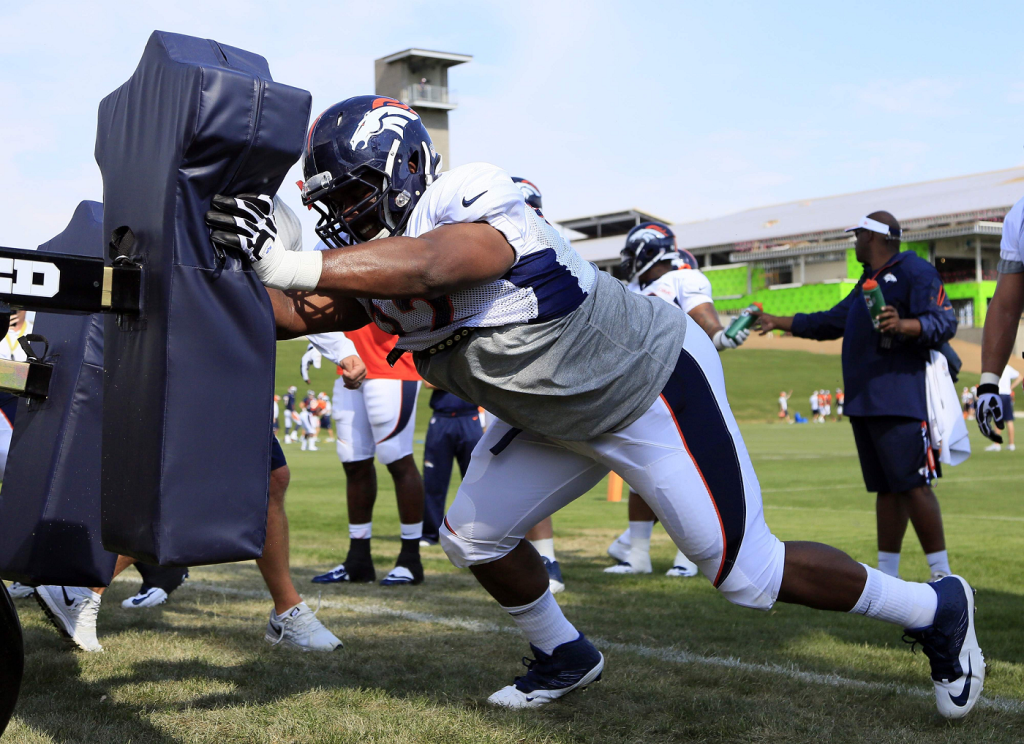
top-left (529, 537), bottom-right (556, 562)
top-left (849, 564), bottom-right (938, 629)
top-left (629, 520), bottom-right (654, 542)
top-left (400, 522), bottom-right (423, 541)
top-left (627, 522), bottom-right (653, 563)
top-left (501, 590), bottom-right (579, 655)
top-left (877, 551), bottom-right (901, 577)
top-left (349, 522), bottom-right (372, 540)
top-left (614, 528), bottom-right (631, 549)
top-left (300, 438), bottom-right (307, 450)
top-left (926, 550), bottom-right (951, 576)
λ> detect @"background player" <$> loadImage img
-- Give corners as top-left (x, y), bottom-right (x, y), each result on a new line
top-left (309, 279), bottom-right (427, 587)
top-left (420, 383), bottom-right (484, 546)
top-left (206, 95), bottom-right (983, 718)
top-left (605, 222), bottom-right (748, 577)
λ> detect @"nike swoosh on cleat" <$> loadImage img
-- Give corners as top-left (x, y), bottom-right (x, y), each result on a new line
top-left (525, 697), bottom-right (535, 702)
top-left (61, 587), bottom-right (76, 607)
top-left (948, 658), bottom-right (972, 707)
top-left (268, 621), bottom-right (282, 635)
top-left (131, 592), bottom-right (152, 606)
top-left (462, 191), bottom-right (487, 208)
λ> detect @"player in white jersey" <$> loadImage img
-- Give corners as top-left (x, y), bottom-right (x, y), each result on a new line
top-left (605, 222), bottom-right (748, 578)
top-left (205, 95), bottom-right (983, 718)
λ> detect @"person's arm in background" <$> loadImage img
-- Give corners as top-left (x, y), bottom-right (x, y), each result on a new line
top-left (981, 273), bottom-right (1024, 379)
top-left (307, 332), bottom-right (367, 390)
top-left (975, 243), bottom-right (1024, 441)
top-left (877, 270), bottom-right (956, 344)
top-left (756, 286), bottom-right (859, 339)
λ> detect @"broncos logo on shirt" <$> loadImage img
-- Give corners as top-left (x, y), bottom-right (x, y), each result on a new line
top-left (350, 98), bottom-right (420, 150)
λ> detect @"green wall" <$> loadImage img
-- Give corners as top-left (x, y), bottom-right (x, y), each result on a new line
top-left (706, 243), bottom-right (989, 325)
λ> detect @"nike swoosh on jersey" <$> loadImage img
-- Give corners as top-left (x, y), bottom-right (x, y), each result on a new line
top-left (948, 658), bottom-right (973, 707)
top-left (462, 191), bottom-right (488, 208)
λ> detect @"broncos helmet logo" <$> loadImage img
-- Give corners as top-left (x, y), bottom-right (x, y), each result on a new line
top-left (629, 226), bottom-right (670, 247)
top-left (349, 98), bottom-right (420, 150)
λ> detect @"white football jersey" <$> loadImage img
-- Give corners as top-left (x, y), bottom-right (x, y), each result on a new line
top-left (632, 269), bottom-right (713, 314)
top-left (360, 163), bottom-right (597, 351)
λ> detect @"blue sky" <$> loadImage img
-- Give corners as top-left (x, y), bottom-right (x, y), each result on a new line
top-left (2, 1), bottom-right (1023, 248)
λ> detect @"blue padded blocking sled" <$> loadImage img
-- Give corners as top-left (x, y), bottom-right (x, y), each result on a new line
top-left (94, 31), bottom-right (311, 565)
top-left (0, 200), bottom-right (117, 588)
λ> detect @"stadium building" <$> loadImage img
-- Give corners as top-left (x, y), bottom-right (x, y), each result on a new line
top-left (563, 167), bottom-right (1024, 330)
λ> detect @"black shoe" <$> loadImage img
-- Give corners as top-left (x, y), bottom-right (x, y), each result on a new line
top-left (311, 559), bottom-right (376, 584)
top-left (488, 633), bottom-right (604, 708)
top-left (381, 556), bottom-right (424, 586)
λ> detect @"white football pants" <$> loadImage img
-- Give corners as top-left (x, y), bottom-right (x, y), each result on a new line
top-left (334, 377), bottom-right (421, 465)
top-left (440, 313), bottom-right (786, 610)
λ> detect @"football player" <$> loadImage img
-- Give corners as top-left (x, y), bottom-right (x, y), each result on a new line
top-left (206, 95), bottom-right (983, 718)
top-left (605, 222), bottom-right (747, 578)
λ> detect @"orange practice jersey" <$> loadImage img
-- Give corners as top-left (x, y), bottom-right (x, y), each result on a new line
top-left (342, 324), bottom-right (420, 381)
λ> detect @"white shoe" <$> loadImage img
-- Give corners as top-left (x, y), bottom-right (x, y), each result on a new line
top-left (35, 585), bottom-right (103, 652)
top-left (985, 443), bottom-right (1001, 452)
top-left (7, 582), bottom-right (35, 599)
top-left (309, 444), bottom-right (319, 451)
top-left (265, 602), bottom-right (342, 652)
top-left (606, 535), bottom-right (630, 564)
top-left (121, 587), bottom-right (168, 609)
top-left (603, 551), bottom-right (652, 575)
top-left (665, 551), bottom-right (699, 578)
top-left (1008, 444), bottom-right (1016, 451)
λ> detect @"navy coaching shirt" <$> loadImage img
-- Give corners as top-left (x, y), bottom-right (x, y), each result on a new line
top-left (429, 389), bottom-right (478, 415)
top-left (791, 250), bottom-right (956, 420)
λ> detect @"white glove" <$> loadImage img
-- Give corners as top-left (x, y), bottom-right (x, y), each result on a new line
top-left (975, 377), bottom-right (1004, 443)
top-left (713, 328), bottom-right (747, 351)
top-left (206, 193), bottom-right (322, 290)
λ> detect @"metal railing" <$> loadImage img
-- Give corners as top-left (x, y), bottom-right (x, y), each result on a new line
top-left (402, 84), bottom-right (455, 106)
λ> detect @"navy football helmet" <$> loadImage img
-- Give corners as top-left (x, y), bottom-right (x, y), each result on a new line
top-left (300, 95), bottom-right (441, 246)
top-left (512, 177), bottom-right (543, 210)
top-left (614, 221), bottom-right (680, 282)
top-left (673, 248), bottom-right (699, 271)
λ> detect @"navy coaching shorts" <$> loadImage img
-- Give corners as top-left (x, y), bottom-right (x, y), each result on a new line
top-left (1000, 394), bottom-right (1015, 421)
top-left (849, 415), bottom-right (938, 493)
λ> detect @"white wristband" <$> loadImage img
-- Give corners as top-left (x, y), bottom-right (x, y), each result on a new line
top-left (255, 246), bottom-right (323, 291)
top-left (980, 372), bottom-right (1001, 387)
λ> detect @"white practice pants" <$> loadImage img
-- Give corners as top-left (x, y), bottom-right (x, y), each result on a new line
top-left (334, 377), bottom-right (421, 465)
top-left (440, 314), bottom-right (786, 610)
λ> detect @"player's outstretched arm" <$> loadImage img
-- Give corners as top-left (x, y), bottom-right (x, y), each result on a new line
top-left (316, 223), bottom-right (516, 299)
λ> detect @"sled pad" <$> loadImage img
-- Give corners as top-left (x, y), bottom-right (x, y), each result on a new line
top-left (94, 31), bottom-right (311, 564)
top-left (0, 201), bottom-right (117, 587)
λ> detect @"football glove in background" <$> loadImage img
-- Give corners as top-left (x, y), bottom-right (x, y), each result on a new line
top-left (713, 328), bottom-right (748, 351)
top-left (205, 194), bottom-right (277, 262)
top-left (974, 383), bottom-right (1004, 443)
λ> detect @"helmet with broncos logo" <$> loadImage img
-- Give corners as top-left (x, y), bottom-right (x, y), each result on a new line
top-left (614, 221), bottom-right (687, 282)
top-left (300, 95), bottom-right (442, 246)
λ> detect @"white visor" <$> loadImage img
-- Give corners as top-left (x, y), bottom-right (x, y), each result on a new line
top-left (844, 215), bottom-right (900, 238)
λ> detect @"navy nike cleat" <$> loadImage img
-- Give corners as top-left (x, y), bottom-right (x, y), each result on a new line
top-left (542, 556), bottom-right (565, 594)
top-left (903, 575), bottom-right (985, 719)
top-left (311, 561), bottom-right (376, 584)
top-left (380, 558), bottom-right (424, 586)
top-left (488, 633), bottom-right (604, 709)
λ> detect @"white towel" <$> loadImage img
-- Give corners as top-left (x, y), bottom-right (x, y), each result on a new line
top-left (925, 350), bottom-right (971, 466)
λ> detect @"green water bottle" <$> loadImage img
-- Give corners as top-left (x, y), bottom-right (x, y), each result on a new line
top-left (862, 279), bottom-right (886, 330)
top-left (725, 302), bottom-right (762, 340)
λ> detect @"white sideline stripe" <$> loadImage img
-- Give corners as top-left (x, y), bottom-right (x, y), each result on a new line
top-left (183, 581), bottom-right (1023, 715)
top-left (765, 504), bottom-right (1024, 524)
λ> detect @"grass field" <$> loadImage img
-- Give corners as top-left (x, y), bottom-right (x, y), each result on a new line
top-left (4, 342), bottom-right (1022, 743)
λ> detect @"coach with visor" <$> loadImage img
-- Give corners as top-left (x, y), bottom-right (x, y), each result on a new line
top-left (757, 211), bottom-right (958, 581)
